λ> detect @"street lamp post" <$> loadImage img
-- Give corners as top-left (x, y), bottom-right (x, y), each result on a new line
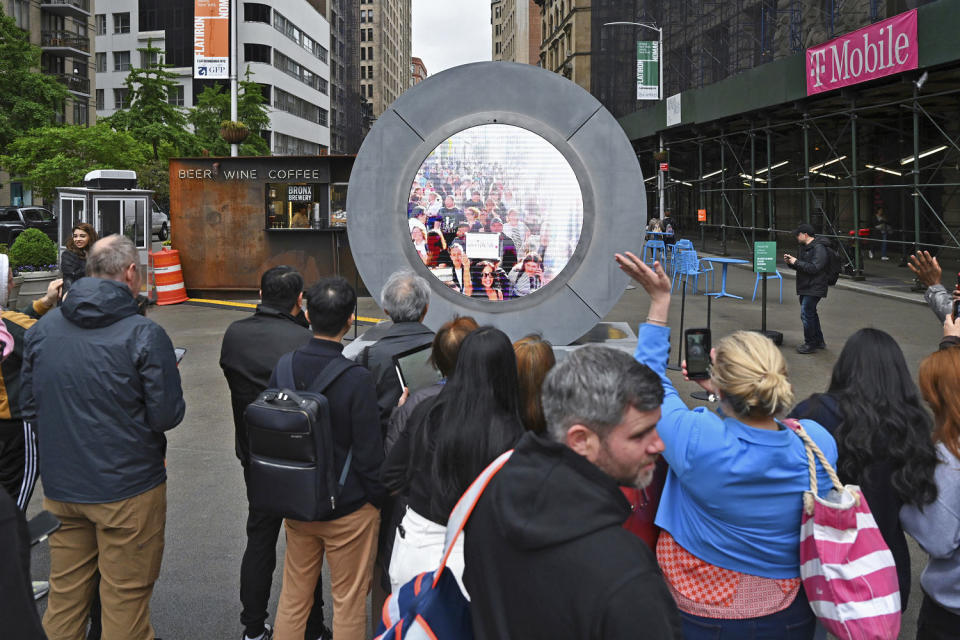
top-left (602, 21), bottom-right (664, 220)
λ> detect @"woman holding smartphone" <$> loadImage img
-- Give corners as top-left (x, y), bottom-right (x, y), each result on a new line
top-left (616, 252), bottom-right (838, 640)
top-left (60, 223), bottom-right (98, 296)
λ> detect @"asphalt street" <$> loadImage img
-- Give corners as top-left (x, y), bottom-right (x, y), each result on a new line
top-left (25, 260), bottom-right (942, 639)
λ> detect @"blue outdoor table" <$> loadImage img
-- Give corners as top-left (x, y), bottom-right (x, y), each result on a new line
top-left (701, 257), bottom-right (749, 299)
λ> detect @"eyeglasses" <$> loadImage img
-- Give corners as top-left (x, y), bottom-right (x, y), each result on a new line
top-left (482, 271), bottom-right (494, 277)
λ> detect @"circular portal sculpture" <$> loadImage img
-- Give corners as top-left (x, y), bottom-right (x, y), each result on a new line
top-left (347, 61), bottom-right (646, 345)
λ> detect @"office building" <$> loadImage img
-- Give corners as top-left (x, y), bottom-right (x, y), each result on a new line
top-left (491, 0), bottom-right (504, 59)
top-left (326, 0), bottom-right (363, 154)
top-left (358, 0), bottom-right (411, 118)
top-left (410, 56), bottom-right (427, 87)
top-left (494, 0), bottom-right (541, 65)
top-left (95, 0), bottom-right (332, 155)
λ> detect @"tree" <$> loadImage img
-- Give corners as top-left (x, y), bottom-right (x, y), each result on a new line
top-left (0, 123), bottom-right (150, 201)
top-left (104, 40), bottom-right (194, 159)
top-left (187, 67), bottom-right (271, 156)
top-left (0, 8), bottom-right (68, 154)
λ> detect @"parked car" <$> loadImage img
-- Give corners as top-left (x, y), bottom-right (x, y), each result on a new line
top-left (0, 206), bottom-right (58, 245)
top-left (151, 200), bottom-right (169, 241)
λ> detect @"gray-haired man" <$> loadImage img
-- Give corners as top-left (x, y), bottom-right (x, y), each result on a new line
top-left (463, 346), bottom-right (682, 639)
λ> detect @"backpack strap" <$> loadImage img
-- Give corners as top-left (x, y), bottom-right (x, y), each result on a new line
top-left (275, 352), bottom-right (296, 390)
top-left (306, 356), bottom-right (361, 492)
top-left (433, 449), bottom-right (513, 588)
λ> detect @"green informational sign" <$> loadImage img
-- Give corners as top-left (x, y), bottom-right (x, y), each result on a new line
top-left (754, 241), bottom-right (777, 273)
top-left (637, 41), bottom-right (660, 100)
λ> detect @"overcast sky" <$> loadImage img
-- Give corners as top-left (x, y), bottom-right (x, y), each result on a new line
top-left (412, 0), bottom-right (492, 76)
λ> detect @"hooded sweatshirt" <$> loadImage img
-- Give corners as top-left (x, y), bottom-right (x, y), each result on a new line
top-left (463, 432), bottom-right (682, 640)
top-left (22, 277), bottom-right (185, 503)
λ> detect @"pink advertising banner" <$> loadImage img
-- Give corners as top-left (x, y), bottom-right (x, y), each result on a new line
top-left (806, 9), bottom-right (918, 96)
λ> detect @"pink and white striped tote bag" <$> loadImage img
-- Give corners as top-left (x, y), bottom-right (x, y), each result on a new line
top-left (785, 419), bottom-right (901, 640)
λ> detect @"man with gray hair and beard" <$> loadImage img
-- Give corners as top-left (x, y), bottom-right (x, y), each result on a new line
top-left (463, 346), bottom-right (682, 639)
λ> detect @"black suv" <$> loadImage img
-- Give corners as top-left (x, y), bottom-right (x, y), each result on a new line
top-left (0, 207), bottom-right (58, 245)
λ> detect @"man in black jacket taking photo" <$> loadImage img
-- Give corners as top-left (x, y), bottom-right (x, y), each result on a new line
top-left (784, 223), bottom-right (831, 354)
top-left (220, 266), bottom-right (330, 640)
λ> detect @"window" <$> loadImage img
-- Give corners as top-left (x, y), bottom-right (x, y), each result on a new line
top-left (244, 43), bottom-right (271, 64)
top-left (95, 89), bottom-right (104, 110)
top-left (95, 52), bottom-right (106, 73)
top-left (368, 65), bottom-right (373, 79)
top-left (367, 28), bottom-right (373, 41)
top-left (244, 3), bottom-right (271, 23)
top-left (273, 87), bottom-right (322, 123)
top-left (265, 180), bottom-right (322, 226)
top-left (317, 44), bottom-right (328, 63)
top-left (143, 50), bottom-right (159, 68)
top-left (95, 13), bottom-right (106, 35)
top-left (11, 0), bottom-right (29, 29)
top-left (114, 51), bottom-right (131, 72)
top-left (168, 85), bottom-right (185, 106)
top-left (361, 66), bottom-right (366, 79)
top-left (360, 30), bottom-right (365, 42)
top-left (319, 107), bottom-right (328, 127)
top-left (73, 101), bottom-right (88, 126)
top-left (368, 46), bottom-right (373, 60)
top-left (318, 77), bottom-right (328, 95)
top-left (113, 88), bottom-right (129, 109)
top-left (361, 48), bottom-right (366, 61)
top-left (113, 12), bottom-right (130, 34)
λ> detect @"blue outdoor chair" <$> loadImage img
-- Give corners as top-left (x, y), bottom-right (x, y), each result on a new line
top-left (643, 239), bottom-right (666, 266)
top-left (672, 248), bottom-right (712, 294)
top-left (669, 239), bottom-right (694, 279)
top-left (751, 270), bottom-right (783, 304)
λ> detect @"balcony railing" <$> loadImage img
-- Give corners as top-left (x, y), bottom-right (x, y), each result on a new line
top-left (40, 0), bottom-right (90, 18)
top-left (41, 31), bottom-right (90, 54)
top-left (51, 73), bottom-right (91, 95)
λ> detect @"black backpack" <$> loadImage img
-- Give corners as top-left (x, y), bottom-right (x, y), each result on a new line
top-left (825, 239), bottom-right (843, 286)
top-left (244, 352), bottom-right (359, 521)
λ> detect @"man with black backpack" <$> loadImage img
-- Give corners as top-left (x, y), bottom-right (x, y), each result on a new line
top-left (220, 266), bottom-right (331, 640)
top-left (269, 277), bottom-right (384, 640)
top-left (784, 223), bottom-right (834, 354)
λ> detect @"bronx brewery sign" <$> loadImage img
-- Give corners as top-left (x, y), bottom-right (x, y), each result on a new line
top-left (806, 9), bottom-right (918, 96)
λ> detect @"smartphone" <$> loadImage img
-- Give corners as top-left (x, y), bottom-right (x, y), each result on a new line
top-left (174, 347), bottom-right (186, 364)
top-left (27, 510), bottom-right (61, 546)
top-left (953, 272), bottom-right (960, 320)
top-left (685, 328), bottom-right (712, 380)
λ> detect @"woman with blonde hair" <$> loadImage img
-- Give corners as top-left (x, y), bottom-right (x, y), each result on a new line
top-left (512, 334), bottom-right (555, 433)
top-left (901, 323), bottom-right (960, 638)
top-left (617, 252), bottom-right (837, 639)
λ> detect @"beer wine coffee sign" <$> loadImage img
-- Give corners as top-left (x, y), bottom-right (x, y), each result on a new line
top-left (806, 9), bottom-right (917, 96)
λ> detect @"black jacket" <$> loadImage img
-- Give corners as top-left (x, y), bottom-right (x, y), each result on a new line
top-left (788, 393), bottom-right (911, 610)
top-left (22, 277), bottom-right (185, 503)
top-left (463, 433), bottom-right (682, 640)
top-left (269, 338), bottom-right (385, 519)
top-left (59, 249), bottom-right (86, 291)
top-left (219, 305), bottom-right (312, 464)
top-left (358, 321), bottom-right (435, 432)
top-left (791, 236), bottom-right (831, 298)
top-left (0, 489), bottom-right (45, 639)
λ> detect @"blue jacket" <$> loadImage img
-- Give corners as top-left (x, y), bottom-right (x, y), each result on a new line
top-left (635, 323), bottom-right (838, 579)
top-left (22, 278), bottom-right (185, 503)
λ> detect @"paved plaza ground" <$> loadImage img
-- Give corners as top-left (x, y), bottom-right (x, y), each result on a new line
top-left (26, 257), bottom-right (945, 638)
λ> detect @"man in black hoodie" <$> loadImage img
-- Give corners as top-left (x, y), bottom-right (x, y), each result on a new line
top-left (22, 235), bottom-right (185, 640)
top-left (463, 345), bottom-right (682, 640)
top-left (784, 223), bottom-right (830, 354)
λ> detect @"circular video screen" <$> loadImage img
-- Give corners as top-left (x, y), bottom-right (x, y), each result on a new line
top-left (407, 124), bottom-right (583, 301)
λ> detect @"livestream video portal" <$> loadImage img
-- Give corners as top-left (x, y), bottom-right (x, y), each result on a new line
top-left (407, 124), bottom-right (584, 301)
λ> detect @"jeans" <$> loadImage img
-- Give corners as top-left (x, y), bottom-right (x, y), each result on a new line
top-left (799, 295), bottom-right (824, 346)
top-left (240, 495), bottom-right (326, 638)
top-left (916, 592), bottom-right (960, 640)
top-left (681, 589), bottom-right (816, 640)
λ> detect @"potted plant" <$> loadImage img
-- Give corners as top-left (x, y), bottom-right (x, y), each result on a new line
top-left (9, 229), bottom-right (59, 303)
top-left (220, 120), bottom-right (250, 144)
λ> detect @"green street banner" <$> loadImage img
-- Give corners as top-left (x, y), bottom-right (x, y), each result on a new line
top-left (637, 41), bottom-right (660, 100)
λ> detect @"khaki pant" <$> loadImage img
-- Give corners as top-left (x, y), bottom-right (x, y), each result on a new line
top-left (274, 503), bottom-right (380, 640)
top-left (42, 483), bottom-right (166, 640)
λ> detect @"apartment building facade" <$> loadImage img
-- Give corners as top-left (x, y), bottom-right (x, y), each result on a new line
top-left (358, 0), bottom-right (411, 118)
top-left (496, 0), bottom-right (541, 65)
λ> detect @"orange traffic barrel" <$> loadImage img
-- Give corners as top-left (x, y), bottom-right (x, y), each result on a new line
top-left (150, 248), bottom-right (188, 305)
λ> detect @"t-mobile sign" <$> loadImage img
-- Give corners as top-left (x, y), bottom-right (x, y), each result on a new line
top-left (806, 9), bottom-right (917, 96)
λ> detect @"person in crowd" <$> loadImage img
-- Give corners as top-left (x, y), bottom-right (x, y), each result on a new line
top-left (438, 195), bottom-right (460, 225)
top-left (647, 218), bottom-right (663, 232)
top-left (512, 334), bottom-right (555, 433)
top-left (0, 488), bottom-right (45, 639)
top-left (870, 208), bottom-right (892, 260)
top-left (490, 216), bottom-right (518, 273)
top-left (901, 319), bottom-right (960, 639)
top-left (23, 235), bottom-right (185, 640)
top-left (447, 244), bottom-right (472, 295)
top-left (789, 328), bottom-right (939, 610)
top-left (450, 221), bottom-right (470, 252)
top-left (480, 198), bottom-right (498, 230)
top-left (425, 229), bottom-right (447, 268)
top-left (272, 277), bottom-right (384, 640)
top-left (508, 252), bottom-right (543, 297)
top-left (424, 191), bottom-right (442, 219)
top-left (220, 266), bottom-right (330, 640)
top-left (382, 327), bottom-right (524, 595)
top-left (784, 223), bottom-right (831, 354)
top-left (463, 189), bottom-right (483, 212)
top-left (617, 251), bottom-right (837, 639)
top-left (0, 254), bottom-right (61, 512)
top-left (463, 207), bottom-right (483, 233)
top-left (462, 344), bottom-right (682, 639)
top-left (908, 250), bottom-right (960, 322)
top-left (660, 213), bottom-right (677, 244)
top-left (59, 223), bottom-right (98, 295)
top-left (409, 220), bottom-right (428, 264)
top-left (502, 209), bottom-right (529, 251)
top-left (355, 271), bottom-right (434, 432)
top-left (472, 261), bottom-right (503, 301)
